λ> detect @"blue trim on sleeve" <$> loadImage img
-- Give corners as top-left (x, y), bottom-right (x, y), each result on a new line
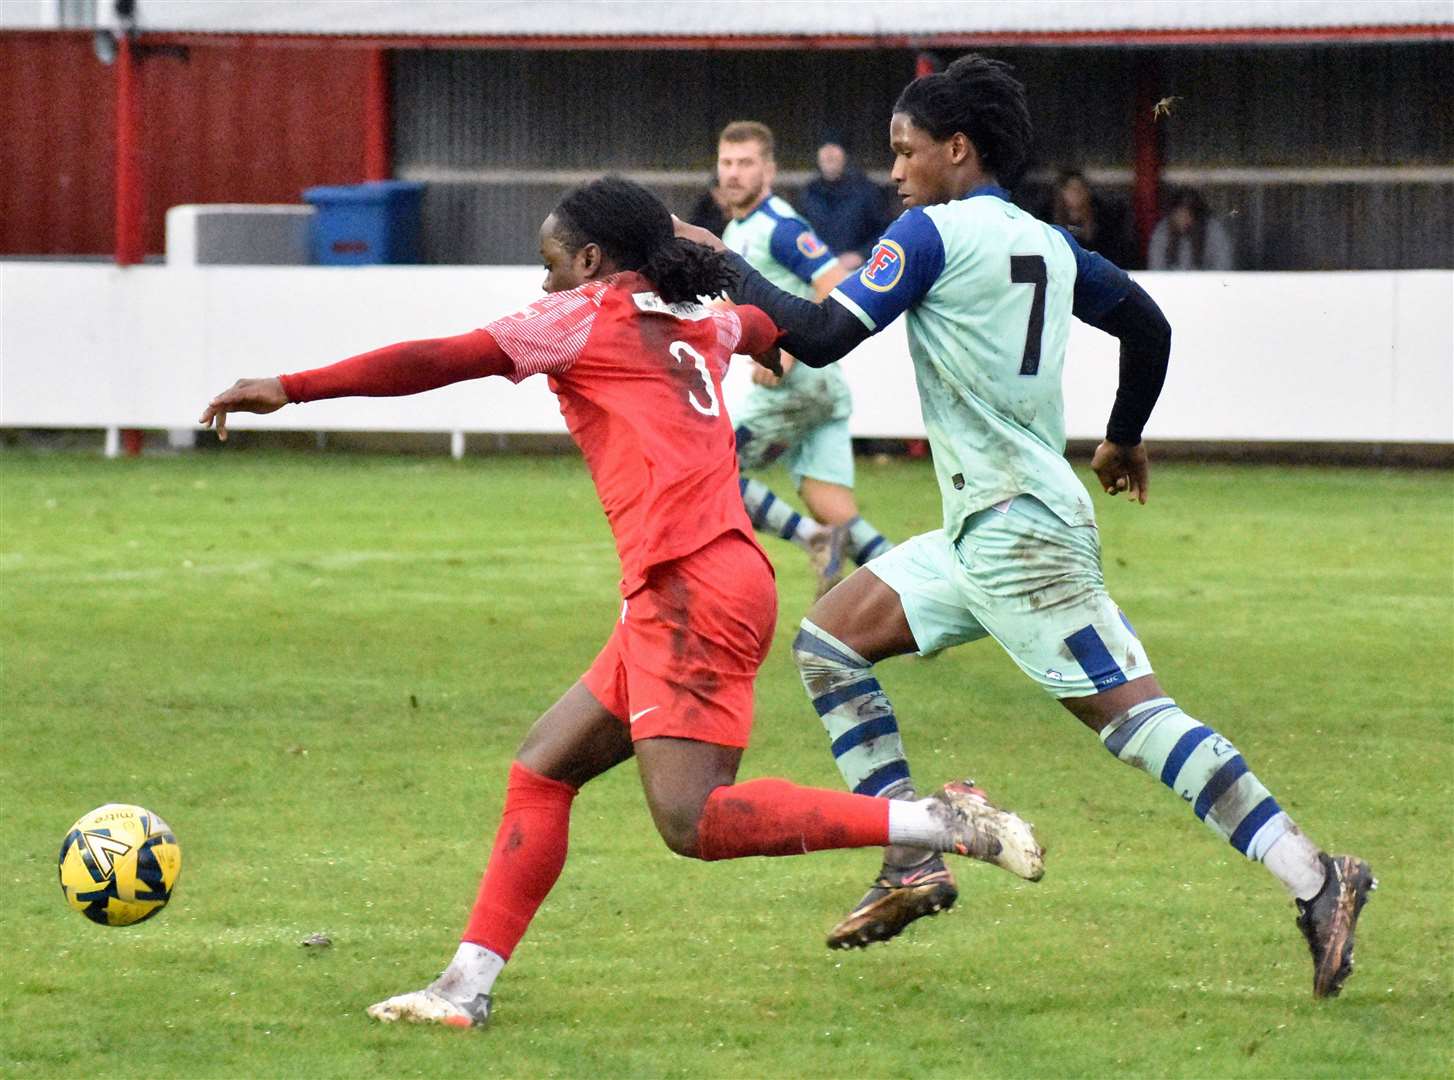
top-left (769, 217), bottom-right (836, 285)
top-left (1053, 225), bottom-right (1132, 323)
top-left (833, 208), bottom-right (945, 332)
top-left (754, 198), bottom-right (787, 224)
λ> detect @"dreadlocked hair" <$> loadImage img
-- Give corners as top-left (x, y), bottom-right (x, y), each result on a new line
top-left (553, 176), bottom-right (736, 304)
top-left (893, 54), bottom-right (1033, 187)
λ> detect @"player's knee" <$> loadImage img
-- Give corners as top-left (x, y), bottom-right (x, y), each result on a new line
top-left (640, 782), bottom-right (711, 858)
top-left (792, 618), bottom-right (832, 670)
top-left (651, 807), bottom-right (704, 859)
top-left (792, 617), bottom-right (869, 689)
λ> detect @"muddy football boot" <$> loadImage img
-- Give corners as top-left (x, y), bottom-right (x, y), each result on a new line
top-left (827, 854), bottom-right (959, 950)
top-left (930, 779), bottom-right (1045, 881)
top-left (366, 986), bottom-right (492, 1029)
top-left (1296, 852), bottom-right (1376, 998)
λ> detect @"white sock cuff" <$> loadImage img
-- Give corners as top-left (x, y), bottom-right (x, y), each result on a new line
top-left (887, 799), bottom-right (944, 850)
top-left (1260, 822), bottom-right (1326, 900)
top-left (797, 618), bottom-right (870, 668)
top-left (444, 941), bottom-right (506, 998)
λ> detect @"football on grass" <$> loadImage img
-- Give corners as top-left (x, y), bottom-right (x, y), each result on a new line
top-left (58, 804), bottom-right (182, 926)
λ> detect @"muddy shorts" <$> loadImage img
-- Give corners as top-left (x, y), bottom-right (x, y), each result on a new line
top-left (865, 495), bottom-right (1155, 698)
top-left (733, 364), bottom-right (855, 489)
top-left (582, 531), bottom-right (777, 748)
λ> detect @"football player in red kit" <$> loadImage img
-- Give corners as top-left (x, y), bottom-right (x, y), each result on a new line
top-left (200, 177), bottom-right (1044, 1030)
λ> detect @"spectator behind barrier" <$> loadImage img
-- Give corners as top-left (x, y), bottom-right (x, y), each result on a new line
top-left (1148, 188), bottom-right (1236, 271)
top-left (686, 176), bottom-right (732, 237)
top-left (800, 138), bottom-right (891, 270)
top-left (1050, 169), bottom-right (1140, 270)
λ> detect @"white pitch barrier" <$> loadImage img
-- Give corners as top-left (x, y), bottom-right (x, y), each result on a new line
top-left (0, 263), bottom-right (1450, 446)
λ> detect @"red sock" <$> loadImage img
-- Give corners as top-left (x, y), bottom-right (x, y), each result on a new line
top-left (461, 761), bottom-right (577, 960)
top-left (695, 778), bottom-right (889, 861)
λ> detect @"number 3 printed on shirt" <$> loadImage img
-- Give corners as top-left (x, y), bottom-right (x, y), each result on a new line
top-left (669, 340), bottom-right (721, 417)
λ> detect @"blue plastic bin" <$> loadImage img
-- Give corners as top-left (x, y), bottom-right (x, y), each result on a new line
top-left (302, 181), bottom-right (424, 265)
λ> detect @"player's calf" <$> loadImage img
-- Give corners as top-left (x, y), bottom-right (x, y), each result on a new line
top-left (1099, 697), bottom-right (1375, 995)
top-left (1100, 698), bottom-right (1308, 872)
top-left (792, 619), bottom-right (912, 799)
top-left (739, 476), bottom-right (823, 552)
top-left (793, 617), bottom-right (943, 871)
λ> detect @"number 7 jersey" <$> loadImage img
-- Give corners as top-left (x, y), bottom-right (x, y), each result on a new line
top-left (484, 271), bottom-right (772, 596)
top-left (831, 186), bottom-right (1132, 536)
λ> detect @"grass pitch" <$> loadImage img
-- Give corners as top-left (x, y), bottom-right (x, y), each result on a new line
top-left (2, 449), bottom-right (1451, 1079)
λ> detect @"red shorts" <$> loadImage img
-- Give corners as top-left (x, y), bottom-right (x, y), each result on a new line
top-left (581, 531), bottom-right (777, 749)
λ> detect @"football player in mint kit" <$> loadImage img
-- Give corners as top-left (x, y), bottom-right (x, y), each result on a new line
top-left (677, 54), bottom-right (1373, 999)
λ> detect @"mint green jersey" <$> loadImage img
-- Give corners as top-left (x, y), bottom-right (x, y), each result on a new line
top-left (832, 186), bottom-right (1131, 538)
top-left (724, 194), bottom-right (853, 448)
top-left (722, 194), bottom-right (839, 298)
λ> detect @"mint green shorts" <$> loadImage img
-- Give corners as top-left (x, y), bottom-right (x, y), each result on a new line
top-left (865, 495), bottom-right (1154, 698)
top-left (733, 366), bottom-right (855, 489)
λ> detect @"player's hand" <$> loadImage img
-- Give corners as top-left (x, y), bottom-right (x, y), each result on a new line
top-left (1091, 440), bottom-right (1150, 504)
top-left (672, 215), bottom-right (727, 254)
top-left (199, 377), bottom-right (288, 442)
top-left (750, 348), bottom-right (791, 386)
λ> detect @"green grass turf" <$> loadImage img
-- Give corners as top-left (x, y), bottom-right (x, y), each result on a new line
top-left (2, 449), bottom-right (1450, 1079)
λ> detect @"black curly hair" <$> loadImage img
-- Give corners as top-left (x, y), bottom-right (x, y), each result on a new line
top-left (893, 54), bottom-right (1034, 186)
top-left (552, 177), bottom-right (735, 304)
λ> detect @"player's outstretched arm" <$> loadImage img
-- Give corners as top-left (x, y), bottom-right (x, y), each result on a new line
top-left (198, 330), bottom-right (514, 441)
top-left (729, 257), bottom-right (868, 367)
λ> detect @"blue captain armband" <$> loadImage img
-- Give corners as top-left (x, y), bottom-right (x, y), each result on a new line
top-left (832, 208), bottom-right (945, 331)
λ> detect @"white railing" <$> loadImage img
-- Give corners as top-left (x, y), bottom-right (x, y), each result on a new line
top-left (1, 263), bottom-right (1449, 452)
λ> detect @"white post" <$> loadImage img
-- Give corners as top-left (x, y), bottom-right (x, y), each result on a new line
top-left (450, 430), bottom-right (466, 460)
top-left (104, 426), bottom-right (121, 459)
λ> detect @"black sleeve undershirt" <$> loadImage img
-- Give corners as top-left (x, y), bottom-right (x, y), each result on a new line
top-left (1082, 281), bottom-right (1172, 446)
top-left (726, 250), bottom-right (1170, 444)
top-left (725, 252), bottom-right (870, 367)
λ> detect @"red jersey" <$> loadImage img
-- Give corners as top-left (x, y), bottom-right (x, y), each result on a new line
top-left (485, 272), bottom-right (769, 594)
top-left (279, 272), bottom-right (783, 598)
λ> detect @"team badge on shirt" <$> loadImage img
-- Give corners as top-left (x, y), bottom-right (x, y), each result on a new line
top-left (860, 240), bottom-right (906, 292)
top-left (796, 231), bottom-right (829, 259)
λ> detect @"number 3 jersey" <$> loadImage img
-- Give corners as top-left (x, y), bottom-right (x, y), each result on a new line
top-left (831, 186), bottom-right (1132, 536)
top-left (484, 271), bottom-right (777, 595)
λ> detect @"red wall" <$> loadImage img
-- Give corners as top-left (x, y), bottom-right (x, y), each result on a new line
top-left (0, 32), bottom-right (372, 257)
